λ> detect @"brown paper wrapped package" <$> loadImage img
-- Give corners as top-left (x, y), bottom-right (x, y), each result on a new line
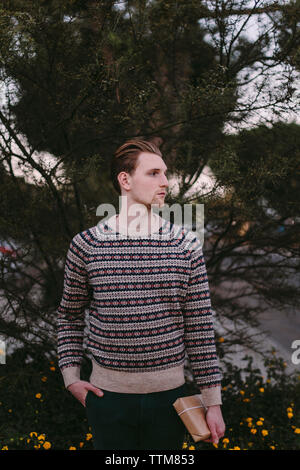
top-left (173, 394), bottom-right (211, 442)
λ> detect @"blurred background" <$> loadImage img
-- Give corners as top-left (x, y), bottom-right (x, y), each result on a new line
top-left (0, 0), bottom-right (299, 451)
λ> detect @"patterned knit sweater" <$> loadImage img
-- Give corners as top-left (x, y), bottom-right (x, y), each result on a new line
top-left (57, 214), bottom-right (222, 406)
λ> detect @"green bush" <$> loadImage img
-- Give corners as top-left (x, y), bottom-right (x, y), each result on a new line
top-left (0, 350), bottom-right (94, 451)
top-left (0, 349), bottom-right (299, 450)
top-left (185, 352), bottom-right (300, 451)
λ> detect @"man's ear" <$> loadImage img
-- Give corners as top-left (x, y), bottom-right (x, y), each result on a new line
top-left (117, 171), bottom-right (130, 191)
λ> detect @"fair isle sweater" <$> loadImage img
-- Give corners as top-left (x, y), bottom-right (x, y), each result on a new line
top-left (57, 213), bottom-right (222, 406)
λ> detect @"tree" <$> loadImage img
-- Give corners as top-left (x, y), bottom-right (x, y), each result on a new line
top-left (0, 0), bottom-right (299, 371)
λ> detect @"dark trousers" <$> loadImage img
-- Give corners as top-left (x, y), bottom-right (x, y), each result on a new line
top-left (85, 383), bottom-right (188, 450)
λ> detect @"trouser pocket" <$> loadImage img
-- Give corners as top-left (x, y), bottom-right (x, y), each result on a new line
top-left (85, 390), bottom-right (91, 407)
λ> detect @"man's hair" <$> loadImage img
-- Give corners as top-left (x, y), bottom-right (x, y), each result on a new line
top-left (110, 138), bottom-right (163, 195)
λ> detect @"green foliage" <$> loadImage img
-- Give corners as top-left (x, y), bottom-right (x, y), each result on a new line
top-left (188, 354), bottom-right (300, 451)
top-left (0, 350), bottom-right (94, 450)
top-left (210, 122), bottom-right (300, 220)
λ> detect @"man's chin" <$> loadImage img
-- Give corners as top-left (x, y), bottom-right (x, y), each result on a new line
top-left (153, 198), bottom-right (165, 209)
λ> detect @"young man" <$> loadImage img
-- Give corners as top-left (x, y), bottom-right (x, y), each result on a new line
top-left (57, 139), bottom-right (225, 450)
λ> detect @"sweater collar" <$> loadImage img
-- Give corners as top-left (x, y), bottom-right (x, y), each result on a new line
top-left (105, 212), bottom-right (164, 236)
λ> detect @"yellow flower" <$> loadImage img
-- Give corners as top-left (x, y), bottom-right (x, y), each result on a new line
top-left (38, 434), bottom-right (45, 441)
top-left (43, 442), bottom-right (51, 450)
top-left (213, 443), bottom-right (218, 448)
top-left (270, 445), bottom-right (275, 450)
top-left (49, 366), bottom-right (55, 371)
top-left (259, 417), bottom-right (264, 421)
top-left (286, 407), bottom-right (293, 413)
top-left (294, 428), bottom-right (300, 434)
top-left (34, 444), bottom-right (40, 449)
top-left (1, 446), bottom-right (8, 450)
top-left (41, 376), bottom-right (47, 382)
top-left (250, 429), bottom-right (257, 434)
top-left (259, 387), bottom-right (264, 393)
top-left (246, 417), bottom-right (252, 422)
top-left (261, 430), bottom-right (268, 436)
top-left (69, 446), bottom-right (76, 450)
top-left (256, 420), bottom-right (263, 426)
top-left (222, 438), bottom-right (229, 444)
top-left (182, 442), bottom-right (188, 449)
top-left (29, 432), bottom-right (38, 438)
top-left (243, 398), bottom-right (250, 402)
top-left (239, 390), bottom-right (245, 395)
top-left (233, 446), bottom-right (240, 450)
top-left (287, 412), bottom-right (293, 419)
top-left (218, 337), bottom-right (225, 343)
top-left (86, 433), bottom-right (93, 441)
top-left (222, 386), bottom-right (227, 391)
top-left (79, 442), bottom-right (84, 448)
top-left (189, 445), bottom-right (195, 450)
top-left (35, 393), bottom-right (42, 399)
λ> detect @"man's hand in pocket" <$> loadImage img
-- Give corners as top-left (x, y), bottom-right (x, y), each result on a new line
top-left (67, 381), bottom-right (104, 407)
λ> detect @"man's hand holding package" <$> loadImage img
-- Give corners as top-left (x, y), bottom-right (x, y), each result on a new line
top-left (203, 405), bottom-right (225, 444)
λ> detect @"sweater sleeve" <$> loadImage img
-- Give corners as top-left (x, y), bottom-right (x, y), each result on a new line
top-left (57, 234), bottom-right (91, 389)
top-left (183, 233), bottom-right (222, 407)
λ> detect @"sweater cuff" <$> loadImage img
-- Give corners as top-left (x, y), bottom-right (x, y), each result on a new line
top-left (61, 365), bottom-right (81, 389)
top-left (200, 386), bottom-right (222, 407)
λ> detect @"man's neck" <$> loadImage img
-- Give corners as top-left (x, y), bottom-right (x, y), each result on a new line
top-left (116, 210), bottom-right (160, 236)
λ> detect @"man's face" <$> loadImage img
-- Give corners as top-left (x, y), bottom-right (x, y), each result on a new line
top-left (119, 152), bottom-right (169, 209)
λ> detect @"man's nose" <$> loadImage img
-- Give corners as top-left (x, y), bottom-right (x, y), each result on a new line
top-left (160, 174), bottom-right (169, 187)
